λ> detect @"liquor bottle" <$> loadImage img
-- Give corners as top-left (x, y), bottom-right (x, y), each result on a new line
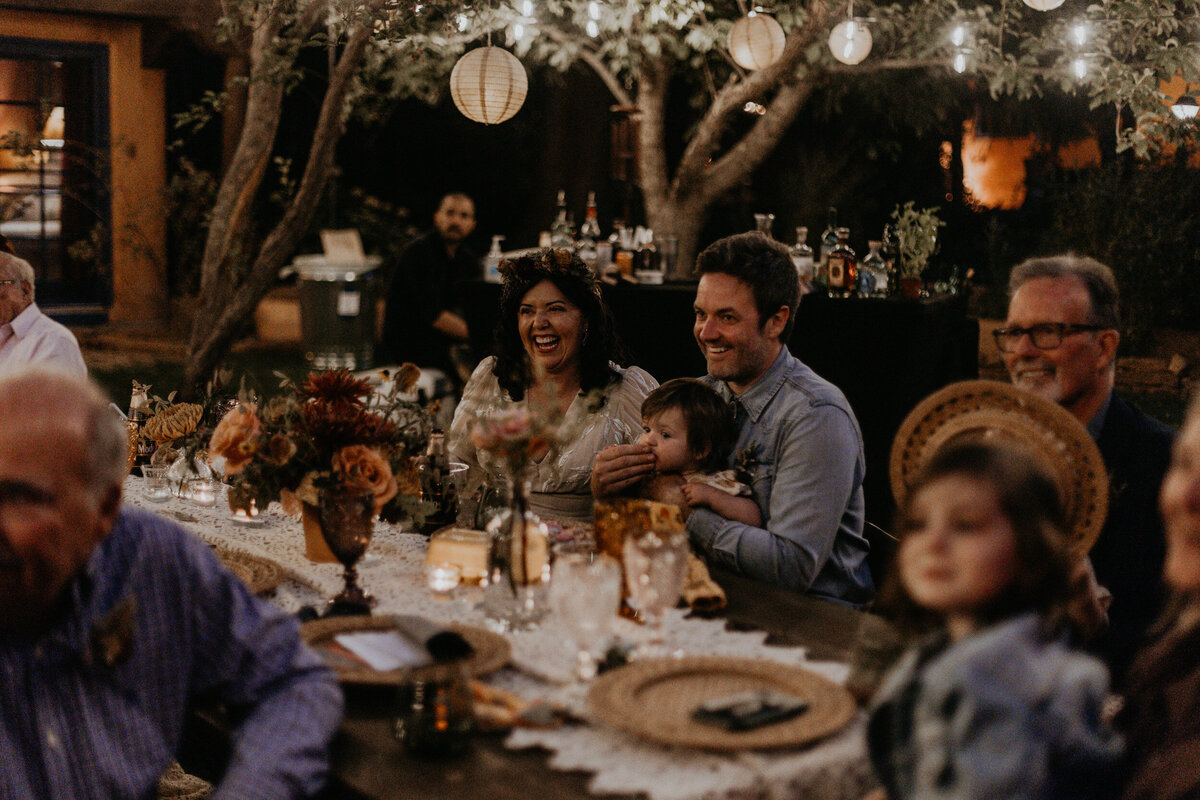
top-left (550, 189), bottom-right (572, 249)
top-left (819, 207), bottom-right (839, 281)
top-left (484, 235), bottom-right (505, 283)
top-left (128, 382), bottom-right (156, 471)
top-left (826, 227), bottom-right (857, 296)
top-left (578, 191), bottom-right (601, 273)
top-left (881, 223), bottom-right (900, 296)
top-left (417, 430), bottom-right (456, 534)
top-left (860, 240), bottom-right (887, 297)
top-left (789, 226), bottom-right (815, 292)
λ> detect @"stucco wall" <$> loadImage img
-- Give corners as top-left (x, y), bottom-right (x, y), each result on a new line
top-left (0, 9), bottom-right (167, 325)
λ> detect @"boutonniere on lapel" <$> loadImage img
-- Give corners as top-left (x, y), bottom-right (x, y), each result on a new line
top-left (734, 443), bottom-right (764, 483)
top-left (87, 597), bottom-right (136, 670)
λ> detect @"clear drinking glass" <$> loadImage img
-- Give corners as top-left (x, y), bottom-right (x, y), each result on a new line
top-left (623, 529), bottom-right (690, 658)
top-left (140, 465), bottom-right (171, 502)
top-left (550, 551), bottom-right (622, 680)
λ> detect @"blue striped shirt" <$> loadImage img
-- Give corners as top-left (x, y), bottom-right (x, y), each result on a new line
top-left (0, 506), bottom-right (343, 799)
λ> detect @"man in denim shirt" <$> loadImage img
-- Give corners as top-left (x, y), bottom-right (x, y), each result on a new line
top-left (595, 233), bottom-right (873, 607)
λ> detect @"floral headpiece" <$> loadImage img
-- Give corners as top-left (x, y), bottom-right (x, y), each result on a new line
top-left (499, 247), bottom-right (600, 300)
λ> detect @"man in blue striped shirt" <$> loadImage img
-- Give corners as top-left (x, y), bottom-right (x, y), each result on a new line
top-left (0, 371), bottom-right (343, 799)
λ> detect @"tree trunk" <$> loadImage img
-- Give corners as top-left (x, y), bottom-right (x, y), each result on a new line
top-left (182, 8), bottom-right (376, 394)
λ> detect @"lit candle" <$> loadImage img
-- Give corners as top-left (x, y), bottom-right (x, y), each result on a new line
top-left (426, 562), bottom-right (462, 597)
top-left (189, 478), bottom-right (217, 507)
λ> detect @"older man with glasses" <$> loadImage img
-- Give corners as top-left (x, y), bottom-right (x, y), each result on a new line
top-left (0, 252), bottom-right (86, 378)
top-left (997, 254), bottom-right (1175, 684)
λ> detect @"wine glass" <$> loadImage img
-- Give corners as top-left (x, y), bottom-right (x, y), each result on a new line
top-left (622, 529), bottom-right (689, 658)
top-left (550, 551), bottom-right (622, 680)
top-left (318, 489), bottom-right (376, 616)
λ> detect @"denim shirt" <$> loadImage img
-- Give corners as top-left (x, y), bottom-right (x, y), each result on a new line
top-left (688, 347), bottom-right (874, 607)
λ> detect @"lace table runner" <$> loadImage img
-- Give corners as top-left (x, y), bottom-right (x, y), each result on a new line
top-left (124, 479), bottom-right (877, 800)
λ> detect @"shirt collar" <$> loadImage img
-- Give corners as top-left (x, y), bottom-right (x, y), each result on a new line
top-left (1086, 389), bottom-right (1113, 440)
top-left (714, 346), bottom-right (791, 423)
top-left (9, 302), bottom-right (40, 338)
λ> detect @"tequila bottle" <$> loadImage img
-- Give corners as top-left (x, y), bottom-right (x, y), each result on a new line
top-left (819, 207), bottom-right (839, 283)
top-left (860, 240), bottom-right (888, 297)
top-left (550, 189), bottom-right (572, 249)
top-left (826, 228), bottom-right (857, 296)
top-left (789, 226), bottom-right (815, 291)
top-left (578, 191), bottom-right (601, 273)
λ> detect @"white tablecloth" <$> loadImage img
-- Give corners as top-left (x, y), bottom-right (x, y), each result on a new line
top-left (124, 478), bottom-right (877, 800)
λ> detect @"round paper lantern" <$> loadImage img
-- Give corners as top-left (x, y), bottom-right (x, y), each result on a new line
top-left (828, 19), bottom-right (872, 65)
top-left (728, 14), bottom-right (786, 71)
top-left (450, 46), bottom-right (528, 125)
top-left (1022, 0), bottom-right (1065, 10)
top-left (1172, 95), bottom-right (1199, 121)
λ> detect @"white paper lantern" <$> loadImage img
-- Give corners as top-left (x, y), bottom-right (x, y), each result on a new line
top-left (828, 19), bottom-right (872, 65)
top-left (450, 46), bottom-right (528, 125)
top-left (728, 14), bottom-right (786, 71)
top-left (1022, 0), bottom-right (1065, 10)
top-left (1172, 95), bottom-right (1199, 121)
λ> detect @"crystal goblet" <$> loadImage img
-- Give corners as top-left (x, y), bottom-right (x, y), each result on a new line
top-left (622, 529), bottom-right (689, 658)
top-left (550, 551), bottom-right (622, 680)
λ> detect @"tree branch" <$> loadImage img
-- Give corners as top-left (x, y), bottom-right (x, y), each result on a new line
top-left (542, 24), bottom-right (633, 107)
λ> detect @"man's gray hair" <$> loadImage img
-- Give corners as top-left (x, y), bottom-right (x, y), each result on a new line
top-left (0, 371), bottom-right (127, 493)
top-left (0, 252), bottom-right (35, 301)
top-left (1008, 254), bottom-right (1120, 330)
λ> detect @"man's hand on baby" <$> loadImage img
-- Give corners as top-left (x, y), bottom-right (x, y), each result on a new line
top-left (592, 443), bottom-right (656, 497)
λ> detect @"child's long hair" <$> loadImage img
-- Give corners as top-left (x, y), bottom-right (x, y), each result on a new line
top-left (640, 378), bottom-right (735, 473)
top-left (878, 440), bottom-right (1076, 638)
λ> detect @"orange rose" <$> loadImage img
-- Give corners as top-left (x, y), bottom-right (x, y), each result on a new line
top-left (263, 432), bottom-right (297, 466)
top-left (209, 405), bottom-right (262, 475)
top-left (332, 444), bottom-right (398, 515)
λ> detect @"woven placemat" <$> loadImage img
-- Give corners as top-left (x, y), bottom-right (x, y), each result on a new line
top-left (890, 379), bottom-right (1108, 555)
top-left (587, 656), bottom-right (856, 751)
top-left (217, 549), bottom-right (284, 596)
top-left (301, 616), bottom-right (510, 685)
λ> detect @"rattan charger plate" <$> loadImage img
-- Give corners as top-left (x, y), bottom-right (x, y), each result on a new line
top-left (217, 549), bottom-right (284, 596)
top-left (587, 656), bottom-right (856, 751)
top-left (890, 380), bottom-right (1108, 556)
top-left (300, 616), bottom-right (511, 685)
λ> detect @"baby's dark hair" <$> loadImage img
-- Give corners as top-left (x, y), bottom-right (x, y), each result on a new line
top-left (641, 378), bottom-right (735, 473)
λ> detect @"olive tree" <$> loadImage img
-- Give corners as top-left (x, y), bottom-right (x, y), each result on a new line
top-left (182, 0), bottom-right (1200, 392)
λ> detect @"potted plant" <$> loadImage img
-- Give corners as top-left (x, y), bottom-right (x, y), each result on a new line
top-left (890, 202), bottom-right (945, 299)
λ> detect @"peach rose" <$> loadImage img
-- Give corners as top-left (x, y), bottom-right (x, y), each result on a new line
top-left (262, 432), bottom-right (297, 466)
top-left (209, 405), bottom-right (262, 475)
top-left (332, 445), bottom-right (398, 515)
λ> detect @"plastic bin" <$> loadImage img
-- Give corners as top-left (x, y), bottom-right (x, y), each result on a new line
top-left (291, 254), bottom-right (382, 370)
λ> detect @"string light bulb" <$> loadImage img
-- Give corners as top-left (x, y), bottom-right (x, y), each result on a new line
top-left (950, 23), bottom-right (967, 48)
top-left (1070, 22), bottom-right (1089, 46)
top-left (1072, 56), bottom-right (1088, 80)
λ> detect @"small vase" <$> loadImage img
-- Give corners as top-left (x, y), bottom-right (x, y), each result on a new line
top-left (301, 502), bottom-right (339, 563)
top-left (317, 489), bottom-right (376, 616)
top-left (481, 475), bottom-right (550, 631)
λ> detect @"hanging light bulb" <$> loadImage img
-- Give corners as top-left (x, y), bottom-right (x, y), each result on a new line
top-left (1022, 0), bottom-right (1066, 10)
top-left (828, 18), bottom-right (872, 65)
top-left (586, 19), bottom-right (599, 37)
top-left (1072, 57), bottom-right (1088, 80)
top-left (950, 23), bottom-right (968, 48)
top-left (728, 12), bottom-right (786, 71)
top-left (520, 0), bottom-right (533, 16)
top-left (1070, 22), bottom-right (1088, 46)
top-left (512, 21), bottom-right (526, 41)
top-left (456, 13), bottom-right (469, 31)
top-left (588, 1), bottom-right (600, 20)
top-left (1172, 95), bottom-right (1200, 121)
top-left (450, 46), bottom-right (529, 125)
top-left (952, 49), bottom-right (970, 74)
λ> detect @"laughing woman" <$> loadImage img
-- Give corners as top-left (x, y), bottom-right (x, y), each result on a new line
top-left (449, 248), bottom-right (657, 523)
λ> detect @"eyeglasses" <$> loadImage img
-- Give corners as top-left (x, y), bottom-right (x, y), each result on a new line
top-left (992, 322), bottom-right (1106, 353)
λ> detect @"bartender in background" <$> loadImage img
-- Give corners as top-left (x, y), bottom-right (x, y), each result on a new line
top-left (381, 192), bottom-right (480, 386)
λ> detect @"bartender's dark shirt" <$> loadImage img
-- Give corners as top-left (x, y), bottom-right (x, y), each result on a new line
top-left (381, 231), bottom-right (479, 378)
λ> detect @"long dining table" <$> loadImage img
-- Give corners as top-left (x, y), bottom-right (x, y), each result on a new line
top-left (126, 479), bottom-right (891, 800)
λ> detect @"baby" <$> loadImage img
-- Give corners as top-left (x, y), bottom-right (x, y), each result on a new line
top-left (635, 378), bottom-right (761, 527)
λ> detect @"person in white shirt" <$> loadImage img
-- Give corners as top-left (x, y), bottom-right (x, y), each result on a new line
top-left (0, 252), bottom-right (86, 378)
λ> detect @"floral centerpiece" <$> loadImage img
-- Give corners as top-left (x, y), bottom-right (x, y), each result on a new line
top-left (208, 366), bottom-right (431, 525)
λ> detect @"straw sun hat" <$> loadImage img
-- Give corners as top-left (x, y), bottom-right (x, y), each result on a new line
top-left (889, 380), bottom-right (1109, 555)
